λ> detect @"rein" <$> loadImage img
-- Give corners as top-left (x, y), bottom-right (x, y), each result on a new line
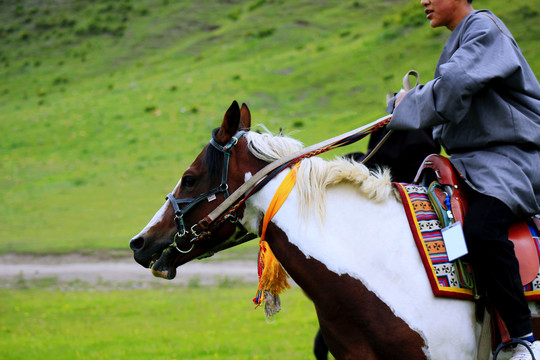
top-left (166, 114), bottom-right (392, 252)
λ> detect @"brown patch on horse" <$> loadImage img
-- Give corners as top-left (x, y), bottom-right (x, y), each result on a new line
top-left (264, 222), bottom-right (428, 360)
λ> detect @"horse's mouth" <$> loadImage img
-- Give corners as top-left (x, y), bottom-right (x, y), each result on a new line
top-left (145, 227), bottom-right (257, 280)
top-left (149, 247), bottom-right (178, 280)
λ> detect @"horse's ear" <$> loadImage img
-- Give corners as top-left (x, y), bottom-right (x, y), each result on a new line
top-left (216, 100), bottom-right (241, 143)
top-left (239, 103), bottom-right (251, 131)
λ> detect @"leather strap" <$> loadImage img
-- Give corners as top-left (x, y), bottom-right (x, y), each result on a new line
top-left (402, 70), bottom-right (419, 91)
top-left (414, 154), bottom-right (468, 223)
top-left (509, 221), bottom-right (540, 285)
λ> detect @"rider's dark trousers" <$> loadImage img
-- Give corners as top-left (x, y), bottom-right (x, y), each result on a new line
top-left (463, 192), bottom-right (532, 337)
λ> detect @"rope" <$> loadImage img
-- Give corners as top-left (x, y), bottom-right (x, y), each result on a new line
top-left (361, 130), bottom-right (393, 165)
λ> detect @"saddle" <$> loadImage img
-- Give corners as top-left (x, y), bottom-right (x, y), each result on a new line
top-left (414, 154), bottom-right (540, 286)
top-left (413, 154), bottom-right (540, 348)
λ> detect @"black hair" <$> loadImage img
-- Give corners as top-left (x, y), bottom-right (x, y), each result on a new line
top-left (203, 143), bottom-right (223, 181)
top-left (204, 129), bottom-right (226, 181)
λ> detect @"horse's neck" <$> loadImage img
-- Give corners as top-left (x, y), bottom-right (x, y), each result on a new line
top-left (244, 171), bottom-right (427, 296)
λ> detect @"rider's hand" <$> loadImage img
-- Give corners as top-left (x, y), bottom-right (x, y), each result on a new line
top-left (395, 89), bottom-right (408, 107)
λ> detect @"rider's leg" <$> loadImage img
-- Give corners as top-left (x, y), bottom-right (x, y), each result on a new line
top-left (462, 192), bottom-right (533, 338)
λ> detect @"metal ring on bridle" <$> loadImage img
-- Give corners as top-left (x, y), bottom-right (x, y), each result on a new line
top-left (218, 183), bottom-right (228, 192)
top-left (171, 232), bottom-right (194, 254)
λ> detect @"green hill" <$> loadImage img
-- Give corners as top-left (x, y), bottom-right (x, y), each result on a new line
top-left (1, 0), bottom-right (539, 253)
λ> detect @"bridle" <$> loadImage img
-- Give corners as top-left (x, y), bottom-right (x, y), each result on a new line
top-left (165, 129), bottom-right (248, 253)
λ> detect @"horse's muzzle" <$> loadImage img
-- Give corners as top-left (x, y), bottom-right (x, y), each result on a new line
top-left (129, 235), bottom-right (157, 268)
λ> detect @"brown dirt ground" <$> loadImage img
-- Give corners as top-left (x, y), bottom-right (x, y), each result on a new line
top-left (0, 251), bottom-right (258, 289)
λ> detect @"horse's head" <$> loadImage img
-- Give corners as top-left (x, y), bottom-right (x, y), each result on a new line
top-left (129, 101), bottom-right (266, 280)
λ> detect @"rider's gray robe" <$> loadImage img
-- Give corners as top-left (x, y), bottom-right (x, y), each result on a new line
top-left (388, 10), bottom-right (540, 217)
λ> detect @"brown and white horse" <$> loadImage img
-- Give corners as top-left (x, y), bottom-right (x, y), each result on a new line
top-left (130, 101), bottom-right (485, 359)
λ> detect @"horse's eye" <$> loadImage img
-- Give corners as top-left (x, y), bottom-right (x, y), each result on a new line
top-left (182, 176), bottom-right (196, 188)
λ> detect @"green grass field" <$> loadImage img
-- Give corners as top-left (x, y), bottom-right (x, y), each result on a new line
top-left (0, 284), bottom-right (322, 360)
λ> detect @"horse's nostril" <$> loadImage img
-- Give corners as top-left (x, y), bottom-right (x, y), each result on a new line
top-left (130, 237), bottom-right (145, 251)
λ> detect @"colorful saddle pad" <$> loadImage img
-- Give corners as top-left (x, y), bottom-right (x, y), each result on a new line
top-left (394, 183), bottom-right (540, 301)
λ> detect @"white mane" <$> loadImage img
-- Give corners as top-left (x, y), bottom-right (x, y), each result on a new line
top-left (245, 128), bottom-right (394, 222)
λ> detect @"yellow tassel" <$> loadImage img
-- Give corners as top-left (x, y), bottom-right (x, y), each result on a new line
top-left (257, 240), bottom-right (290, 296)
top-left (253, 164), bottom-right (298, 307)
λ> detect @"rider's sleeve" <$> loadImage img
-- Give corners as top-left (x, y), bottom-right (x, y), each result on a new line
top-left (388, 13), bottom-right (520, 131)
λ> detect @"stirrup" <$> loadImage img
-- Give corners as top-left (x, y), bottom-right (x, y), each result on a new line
top-left (493, 338), bottom-right (536, 360)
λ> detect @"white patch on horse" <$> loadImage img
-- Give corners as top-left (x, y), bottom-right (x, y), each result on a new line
top-left (241, 172), bottom-right (264, 233)
top-left (245, 168), bottom-right (478, 360)
top-left (134, 178), bottom-right (182, 238)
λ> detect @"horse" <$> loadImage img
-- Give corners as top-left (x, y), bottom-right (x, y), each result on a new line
top-left (129, 101), bottom-right (530, 359)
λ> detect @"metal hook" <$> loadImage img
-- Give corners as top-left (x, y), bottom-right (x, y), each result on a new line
top-left (190, 224), bottom-right (201, 238)
top-left (224, 213), bottom-right (238, 224)
top-left (224, 136), bottom-right (239, 150)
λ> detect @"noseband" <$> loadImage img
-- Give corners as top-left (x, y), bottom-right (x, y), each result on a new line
top-left (165, 129), bottom-right (247, 253)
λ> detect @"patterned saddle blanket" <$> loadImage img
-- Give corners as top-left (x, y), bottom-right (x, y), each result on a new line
top-left (394, 183), bottom-right (540, 301)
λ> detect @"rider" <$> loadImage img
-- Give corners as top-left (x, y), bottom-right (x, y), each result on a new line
top-left (387, 0), bottom-right (540, 358)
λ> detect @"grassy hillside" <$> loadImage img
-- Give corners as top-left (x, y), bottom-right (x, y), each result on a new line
top-left (1, 0), bottom-right (539, 253)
